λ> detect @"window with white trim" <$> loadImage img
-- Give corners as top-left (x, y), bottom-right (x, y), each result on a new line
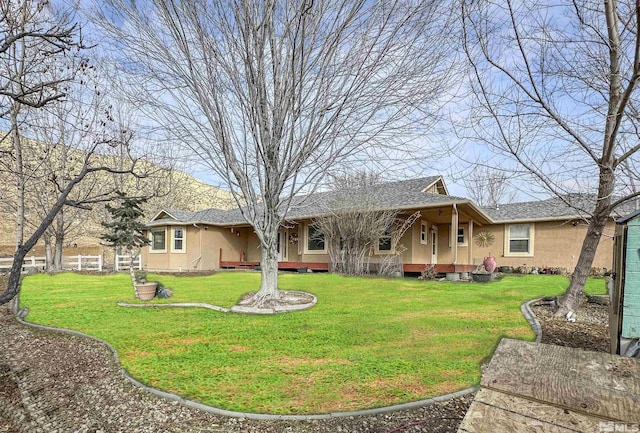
top-left (306, 225), bottom-right (326, 253)
top-left (457, 227), bottom-right (466, 245)
top-left (172, 227), bottom-right (185, 252)
top-left (448, 225), bottom-right (468, 247)
top-left (151, 229), bottom-right (166, 251)
top-left (506, 224), bottom-right (533, 255)
top-left (420, 221), bottom-right (428, 245)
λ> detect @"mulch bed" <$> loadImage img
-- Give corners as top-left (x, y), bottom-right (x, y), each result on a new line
top-left (0, 297), bottom-right (610, 433)
top-left (532, 297), bottom-right (610, 353)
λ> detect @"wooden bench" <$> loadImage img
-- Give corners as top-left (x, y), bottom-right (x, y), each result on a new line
top-left (459, 338), bottom-right (640, 432)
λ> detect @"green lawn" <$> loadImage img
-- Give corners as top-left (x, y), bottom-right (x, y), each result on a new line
top-left (19, 272), bottom-right (606, 414)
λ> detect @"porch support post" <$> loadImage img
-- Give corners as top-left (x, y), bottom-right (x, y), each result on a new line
top-left (451, 204), bottom-right (458, 265)
top-left (468, 219), bottom-right (474, 268)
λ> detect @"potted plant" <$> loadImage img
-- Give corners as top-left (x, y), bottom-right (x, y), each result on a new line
top-left (133, 271), bottom-right (158, 301)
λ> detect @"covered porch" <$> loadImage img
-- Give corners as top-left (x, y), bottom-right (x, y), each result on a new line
top-left (219, 256), bottom-right (474, 274)
top-left (218, 201), bottom-right (489, 275)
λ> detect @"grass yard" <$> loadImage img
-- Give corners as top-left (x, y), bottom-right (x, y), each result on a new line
top-left (19, 272), bottom-right (606, 414)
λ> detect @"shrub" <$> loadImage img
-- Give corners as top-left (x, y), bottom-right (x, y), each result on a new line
top-left (418, 265), bottom-right (437, 280)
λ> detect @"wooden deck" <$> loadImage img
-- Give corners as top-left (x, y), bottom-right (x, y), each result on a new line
top-left (458, 338), bottom-right (640, 432)
top-left (219, 260), bottom-right (330, 271)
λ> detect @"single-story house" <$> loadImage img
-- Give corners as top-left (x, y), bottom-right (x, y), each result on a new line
top-left (142, 176), bottom-right (623, 274)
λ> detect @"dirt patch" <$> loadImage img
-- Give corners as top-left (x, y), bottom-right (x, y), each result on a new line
top-left (532, 297), bottom-right (610, 353)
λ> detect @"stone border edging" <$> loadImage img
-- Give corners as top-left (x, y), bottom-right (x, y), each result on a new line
top-left (521, 298), bottom-right (543, 343)
top-left (117, 292), bottom-right (318, 315)
top-left (117, 302), bottom-right (230, 313)
top-left (15, 309), bottom-right (477, 421)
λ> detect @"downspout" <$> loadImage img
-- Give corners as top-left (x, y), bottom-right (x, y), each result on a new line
top-left (451, 204), bottom-right (458, 265)
top-left (468, 219), bottom-right (474, 268)
top-left (190, 223), bottom-right (202, 270)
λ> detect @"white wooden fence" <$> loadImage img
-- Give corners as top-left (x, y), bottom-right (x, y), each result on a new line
top-left (0, 256), bottom-right (46, 272)
top-left (63, 255), bottom-right (103, 271)
top-left (114, 254), bottom-right (142, 271)
top-left (0, 255), bottom-right (103, 272)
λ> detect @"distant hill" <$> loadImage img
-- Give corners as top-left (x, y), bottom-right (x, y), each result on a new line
top-left (0, 136), bottom-right (235, 253)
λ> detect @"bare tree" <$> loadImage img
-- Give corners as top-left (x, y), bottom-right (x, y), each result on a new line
top-left (313, 173), bottom-right (398, 276)
top-left (0, 2), bottom-right (142, 310)
top-left (463, 167), bottom-right (517, 208)
top-left (96, 0), bottom-right (455, 306)
top-left (460, 0), bottom-right (640, 319)
top-left (377, 211), bottom-right (420, 277)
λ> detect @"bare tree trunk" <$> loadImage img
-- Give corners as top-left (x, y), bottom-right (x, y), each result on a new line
top-left (258, 248), bottom-right (280, 301)
top-left (128, 247), bottom-right (138, 299)
top-left (555, 168), bottom-right (615, 317)
top-left (10, 105), bottom-right (24, 315)
top-left (255, 240), bottom-right (279, 305)
top-left (44, 235), bottom-right (54, 272)
top-left (54, 212), bottom-right (64, 271)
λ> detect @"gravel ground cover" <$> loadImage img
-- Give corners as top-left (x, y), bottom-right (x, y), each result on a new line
top-left (532, 297), bottom-right (610, 353)
top-left (0, 298), bottom-right (609, 433)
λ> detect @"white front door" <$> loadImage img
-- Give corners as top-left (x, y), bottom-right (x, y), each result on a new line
top-left (431, 226), bottom-right (438, 264)
top-left (277, 230), bottom-right (288, 261)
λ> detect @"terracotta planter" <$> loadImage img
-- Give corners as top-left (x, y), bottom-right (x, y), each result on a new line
top-left (135, 282), bottom-right (158, 301)
top-left (483, 256), bottom-right (497, 273)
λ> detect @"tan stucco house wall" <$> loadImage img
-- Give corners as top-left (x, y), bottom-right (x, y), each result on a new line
top-left (141, 177), bottom-right (625, 274)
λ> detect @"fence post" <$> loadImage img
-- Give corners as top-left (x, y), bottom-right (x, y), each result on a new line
top-left (31, 256), bottom-right (36, 267)
top-left (137, 255), bottom-right (142, 270)
top-left (98, 255), bottom-right (103, 272)
top-left (115, 255), bottom-right (119, 271)
top-left (77, 254), bottom-right (81, 271)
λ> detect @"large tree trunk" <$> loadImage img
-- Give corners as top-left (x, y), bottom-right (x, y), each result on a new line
top-left (251, 232), bottom-right (280, 306)
top-left (2, 246), bottom-right (29, 313)
top-left (555, 168), bottom-right (615, 318)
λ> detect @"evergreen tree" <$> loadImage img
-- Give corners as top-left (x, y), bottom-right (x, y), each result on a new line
top-left (101, 192), bottom-right (149, 286)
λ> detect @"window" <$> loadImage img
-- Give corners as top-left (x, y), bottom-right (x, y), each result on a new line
top-left (306, 225), bottom-right (326, 253)
top-left (151, 229), bottom-right (166, 251)
top-left (420, 221), bottom-right (428, 245)
top-left (172, 227), bottom-right (185, 252)
top-left (506, 224), bottom-right (533, 255)
top-left (448, 225), bottom-right (467, 246)
top-left (376, 227), bottom-right (393, 253)
top-left (457, 227), bottom-right (466, 245)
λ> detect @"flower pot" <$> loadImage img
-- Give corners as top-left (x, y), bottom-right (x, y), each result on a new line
top-left (135, 282), bottom-right (158, 301)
